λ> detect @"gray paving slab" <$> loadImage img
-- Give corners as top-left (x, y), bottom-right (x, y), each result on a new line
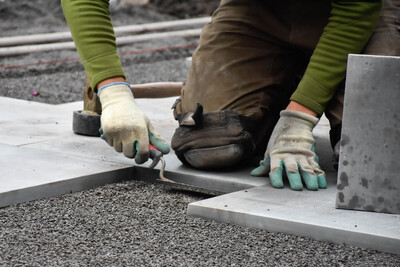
top-left (337, 54), bottom-right (400, 214)
top-left (187, 171), bottom-right (400, 255)
top-left (0, 97), bottom-right (78, 146)
top-left (0, 95), bottom-right (335, 203)
top-left (0, 143), bottom-right (134, 207)
top-left (0, 96), bottom-right (270, 206)
top-left (0, 97), bottom-right (178, 208)
top-left (0, 96), bottom-right (178, 148)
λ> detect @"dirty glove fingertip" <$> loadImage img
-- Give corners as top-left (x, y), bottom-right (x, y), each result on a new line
top-left (250, 158), bottom-right (269, 176)
top-left (303, 173), bottom-right (319, 191)
top-left (286, 171), bottom-right (303, 191)
top-left (149, 131), bottom-right (170, 154)
top-left (134, 141), bottom-right (149, 164)
top-left (318, 173), bottom-right (327, 189)
top-left (269, 167), bottom-right (284, 188)
top-left (250, 165), bottom-right (267, 176)
top-left (152, 141), bottom-right (170, 154)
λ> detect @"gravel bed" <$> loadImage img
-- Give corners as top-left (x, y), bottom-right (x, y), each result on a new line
top-left (1, 180), bottom-right (399, 266)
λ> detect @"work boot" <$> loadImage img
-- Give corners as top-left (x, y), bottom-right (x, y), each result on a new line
top-left (182, 144), bottom-right (248, 169)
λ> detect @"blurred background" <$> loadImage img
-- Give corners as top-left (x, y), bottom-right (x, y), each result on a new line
top-left (0, 0), bottom-right (219, 104)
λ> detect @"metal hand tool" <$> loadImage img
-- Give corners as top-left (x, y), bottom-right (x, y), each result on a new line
top-left (149, 144), bottom-right (178, 184)
top-left (148, 145), bottom-right (222, 196)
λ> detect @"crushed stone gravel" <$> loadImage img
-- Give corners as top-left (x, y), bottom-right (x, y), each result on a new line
top-left (1, 180), bottom-right (399, 266)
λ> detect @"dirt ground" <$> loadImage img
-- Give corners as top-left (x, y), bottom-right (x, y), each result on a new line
top-left (0, 0), bottom-right (218, 36)
top-left (0, 0), bottom-right (217, 104)
top-left (149, 0), bottom-right (219, 18)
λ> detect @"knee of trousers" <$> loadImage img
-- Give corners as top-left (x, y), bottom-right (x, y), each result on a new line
top-left (171, 104), bottom-right (256, 170)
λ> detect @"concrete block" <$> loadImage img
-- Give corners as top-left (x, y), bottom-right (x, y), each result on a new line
top-left (188, 178), bottom-right (400, 255)
top-left (0, 97), bottom-right (78, 146)
top-left (336, 55), bottom-right (400, 214)
top-left (0, 96), bottom-right (269, 207)
top-left (0, 95), bottom-right (334, 205)
top-left (0, 144), bottom-right (134, 208)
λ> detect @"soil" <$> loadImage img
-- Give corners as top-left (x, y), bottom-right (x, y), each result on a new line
top-left (149, 0), bottom-right (219, 18)
top-left (0, 0), bottom-right (218, 104)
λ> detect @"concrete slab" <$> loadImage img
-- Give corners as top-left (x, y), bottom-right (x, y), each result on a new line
top-left (0, 96), bottom-right (177, 148)
top-left (337, 55), bottom-right (400, 214)
top-left (0, 95), bottom-right (335, 203)
top-left (0, 96), bottom-right (180, 208)
top-left (187, 171), bottom-right (400, 255)
top-left (0, 96), bottom-right (269, 206)
top-left (0, 97), bottom-right (78, 146)
top-left (0, 143), bottom-right (134, 207)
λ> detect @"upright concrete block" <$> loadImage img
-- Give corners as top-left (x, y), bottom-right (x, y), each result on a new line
top-left (336, 54), bottom-right (400, 214)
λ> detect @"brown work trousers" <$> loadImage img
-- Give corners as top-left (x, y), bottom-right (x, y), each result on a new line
top-left (174, 0), bottom-right (400, 156)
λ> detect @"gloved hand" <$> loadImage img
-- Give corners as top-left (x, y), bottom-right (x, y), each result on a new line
top-left (251, 110), bottom-right (326, 190)
top-left (98, 82), bottom-right (170, 164)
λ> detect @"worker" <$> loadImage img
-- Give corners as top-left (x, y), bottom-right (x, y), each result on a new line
top-left (171, 0), bottom-right (399, 190)
top-left (62, 0), bottom-right (399, 191)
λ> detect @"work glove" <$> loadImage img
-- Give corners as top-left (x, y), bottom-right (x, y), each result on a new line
top-left (251, 110), bottom-right (327, 190)
top-left (98, 82), bottom-right (170, 164)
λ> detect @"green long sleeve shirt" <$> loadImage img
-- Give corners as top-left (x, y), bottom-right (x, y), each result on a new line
top-left (61, 0), bottom-right (381, 114)
top-left (291, 0), bottom-right (381, 115)
top-left (61, 0), bottom-right (125, 90)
